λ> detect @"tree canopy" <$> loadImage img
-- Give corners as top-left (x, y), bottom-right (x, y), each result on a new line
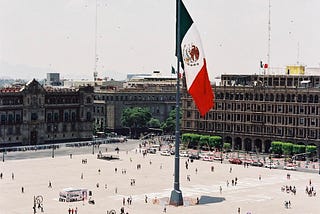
top-left (121, 107), bottom-right (152, 138)
top-left (161, 108), bottom-right (181, 133)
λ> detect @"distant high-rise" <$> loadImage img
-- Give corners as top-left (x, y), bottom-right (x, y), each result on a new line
top-left (46, 73), bottom-right (61, 86)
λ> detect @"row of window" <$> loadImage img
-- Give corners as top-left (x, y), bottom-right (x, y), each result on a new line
top-left (0, 97), bottom-right (23, 105)
top-left (94, 94), bottom-right (175, 102)
top-left (46, 123), bottom-right (77, 132)
top-left (184, 121), bottom-right (318, 139)
top-left (0, 126), bottom-right (21, 136)
top-left (215, 92), bottom-right (320, 103)
top-left (0, 113), bottom-right (22, 124)
top-left (211, 103), bottom-right (319, 115)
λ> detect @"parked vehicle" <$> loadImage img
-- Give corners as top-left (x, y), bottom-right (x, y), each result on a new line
top-left (213, 156), bottom-right (223, 161)
top-left (202, 155), bottom-right (213, 162)
top-left (59, 188), bottom-right (87, 202)
top-left (179, 151), bottom-right (189, 157)
top-left (189, 154), bottom-right (200, 160)
top-left (251, 161), bottom-right (264, 167)
top-left (147, 148), bottom-right (157, 154)
top-left (160, 150), bottom-right (171, 156)
top-left (265, 162), bottom-right (278, 169)
top-left (284, 164), bottom-right (297, 170)
top-left (229, 158), bottom-right (242, 164)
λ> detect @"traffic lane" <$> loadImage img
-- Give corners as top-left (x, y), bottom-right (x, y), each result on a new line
top-left (2, 139), bottom-right (140, 161)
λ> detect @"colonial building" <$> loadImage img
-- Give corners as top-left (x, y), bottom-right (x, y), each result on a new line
top-left (181, 74), bottom-right (320, 153)
top-left (93, 73), bottom-right (177, 134)
top-left (0, 79), bottom-right (94, 147)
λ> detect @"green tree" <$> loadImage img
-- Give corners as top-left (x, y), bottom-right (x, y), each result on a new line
top-left (199, 135), bottom-right (210, 149)
top-left (147, 118), bottom-right (161, 128)
top-left (306, 145), bottom-right (317, 155)
top-left (161, 109), bottom-right (181, 133)
top-left (121, 107), bottom-right (152, 138)
top-left (223, 143), bottom-right (231, 151)
top-left (292, 144), bottom-right (306, 155)
top-left (271, 141), bottom-right (283, 154)
top-left (209, 136), bottom-right (222, 150)
top-left (282, 142), bottom-right (293, 156)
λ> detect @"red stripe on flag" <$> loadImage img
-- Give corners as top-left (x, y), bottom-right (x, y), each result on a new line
top-left (188, 59), bottom-right (214, 116)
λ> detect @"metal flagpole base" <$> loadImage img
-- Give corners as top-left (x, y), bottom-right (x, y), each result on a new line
top-left (169, 189), bottom-right (183, 206)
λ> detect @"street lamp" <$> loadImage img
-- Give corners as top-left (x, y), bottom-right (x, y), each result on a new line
top-left (92, 136), bottom-right (96, 155)
top-left (51, 144), bottom-right (55, 158)
top-left (269, 147), bottom-right (272, 169)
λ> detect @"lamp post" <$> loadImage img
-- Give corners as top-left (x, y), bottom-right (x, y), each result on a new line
top-left (269, 147), bottom-right (272, 169)
top-left (2, 150), bottom-right (4, 162)
top-left (92, 136), bottom-right (95, 155)
top-left (220, 141), bottom-right (223, 164)
top-left (51, 146), bottom-right (54, 158)
top-left (51, 135), bottom-right (55, 158)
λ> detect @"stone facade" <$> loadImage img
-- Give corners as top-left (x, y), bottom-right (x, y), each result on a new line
top-left (181, 74), bottom-right (320, 153)
top-left (0, 79), bottom-right (94, 147)
top-left (93, 85), bottom-right (177, 134)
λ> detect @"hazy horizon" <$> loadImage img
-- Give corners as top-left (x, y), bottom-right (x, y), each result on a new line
top-left (1, 0), bottom-right (320, 81)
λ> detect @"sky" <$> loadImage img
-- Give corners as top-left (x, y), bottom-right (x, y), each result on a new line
top-left (1, 0), bottom-right (320, 81)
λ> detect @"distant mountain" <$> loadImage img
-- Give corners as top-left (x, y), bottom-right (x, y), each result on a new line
top-left (0, 61), bottom-right (50, 80)
top-left (0, 79), bottom-right (15, 88)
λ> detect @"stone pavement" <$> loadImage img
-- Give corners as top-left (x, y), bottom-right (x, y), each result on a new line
top-left (0, 146), bottom-right (319, 214)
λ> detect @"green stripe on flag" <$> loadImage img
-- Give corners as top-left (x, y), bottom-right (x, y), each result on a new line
top-left (176, 0), bottom-right (193, 59)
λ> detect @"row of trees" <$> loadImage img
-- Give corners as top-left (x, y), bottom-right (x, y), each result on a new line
top-left (181, 133), bottom-right (230, 151)
top-left (271, 141), bottom-right (317, 156)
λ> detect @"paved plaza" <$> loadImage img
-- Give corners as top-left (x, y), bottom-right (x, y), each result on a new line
top-left (0, 143), bottom-right (319, 214)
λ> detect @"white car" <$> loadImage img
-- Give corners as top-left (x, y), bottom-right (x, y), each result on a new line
top-left (179, 151), bottom-right (189, 157)
top-left (284, 164), bottom-right (297, 170)
top-left (160, 151), bottom-right (171, 156)
top-left (202, 155), bottom-right (213, 162)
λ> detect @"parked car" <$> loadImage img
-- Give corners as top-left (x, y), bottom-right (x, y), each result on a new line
top-left (213, 156), bottom-right (223, 161)
top-left (229, 158), bottom-right (242, 164)
top-left (284, 164), bottom-right (297, 170)
top-left (189, 154), bottom-right (200, 160)
top-left (179, 151), bottom-right (189, 157)
top-left (243, 159), bottom-right (253, 165)
top-left (160, 151), bottom-right (171, 156)
top-left (251, 161), bottom-right (264, 167)
top-left (265, 162), bottom-right (278, 169)
top-left (202, 155), bottom-right (213, 162)
top-left (147, 148), bottom-right (157, 154)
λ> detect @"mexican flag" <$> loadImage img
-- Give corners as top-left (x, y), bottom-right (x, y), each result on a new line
top-left (177, 0), bottom-right (214, 117)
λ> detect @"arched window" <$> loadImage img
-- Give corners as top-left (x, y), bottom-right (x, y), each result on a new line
top-left (309, 95), bottom-right (314, 103)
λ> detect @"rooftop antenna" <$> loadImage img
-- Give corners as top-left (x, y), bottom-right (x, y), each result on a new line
top-left (93, 0), bottom-right (98, 82)
top-left (266, 0), bottom-right (271, 75)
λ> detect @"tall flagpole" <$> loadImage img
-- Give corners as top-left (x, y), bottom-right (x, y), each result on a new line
top-left (169, 0), bottom-right (184, 206)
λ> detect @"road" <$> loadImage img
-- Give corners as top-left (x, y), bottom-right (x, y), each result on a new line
top-left (2, 139), bottom-right (141, 161)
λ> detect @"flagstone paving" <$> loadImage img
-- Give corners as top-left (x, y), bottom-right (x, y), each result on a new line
top-left (0, 145), bottom-right (319, 214)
